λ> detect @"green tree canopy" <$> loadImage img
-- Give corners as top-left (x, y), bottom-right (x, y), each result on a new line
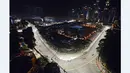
top-left (97, 29), bottom-right (120, 73)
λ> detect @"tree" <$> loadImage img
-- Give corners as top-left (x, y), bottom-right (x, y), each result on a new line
top-left (36, 56), bottom-right (49, 66)
top-left (44, 62), bottom-right (61, 73)
top-left (10, 56), bottom-right (32, 73)
top-left (96, 23), bottom-right (103, 31)
top-left (114, 20), bottom-right (118, 25)
top-left (97, 29), bottom-right (120, 73)
top-left (21, 19), bottom-right (28, 26)
top-left (23, 27), bottom-right (35, 49)
top-left (10, 28), bottom-right (20, 59)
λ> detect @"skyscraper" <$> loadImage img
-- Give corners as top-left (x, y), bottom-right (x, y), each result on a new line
top-left (68, 9), bottom-right (79, 19)
top-left (108, 8), bottom-right (116, 23)
top-left (102, 0), bottom-right (110, 24)
top-left (91, 0), bottom-right (100, 23)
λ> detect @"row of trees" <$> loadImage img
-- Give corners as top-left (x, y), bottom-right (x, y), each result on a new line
top-left (96, 23), bottom-right (103, 32)
top-left (10, 20), bottom-right (61, 73)
top-left (97, 29), bottom-right (120, 73)
top-left (22, 27), bottom-right (36, 49)
top-left (10, 28), bottom-right (20, 58)
top-left (10, 26), bottom-right (36, 59)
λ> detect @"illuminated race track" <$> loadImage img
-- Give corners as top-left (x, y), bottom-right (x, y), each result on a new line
top-left (30, 22), bottom-right (110, 73)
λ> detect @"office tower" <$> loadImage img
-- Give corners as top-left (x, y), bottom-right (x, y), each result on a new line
top-left (92, 0), bottom-right (100, 23)
top-left (108, 8), bottom-right (116, 23)
top-left (102, 0), bottom-right (110, 24)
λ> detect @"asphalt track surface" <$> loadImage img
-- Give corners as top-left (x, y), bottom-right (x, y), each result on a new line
top-left (30, 23), bottom-right (110, 73)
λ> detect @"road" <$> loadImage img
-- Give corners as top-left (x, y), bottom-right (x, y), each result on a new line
top-left (29, 22), bottom-right (110, 73)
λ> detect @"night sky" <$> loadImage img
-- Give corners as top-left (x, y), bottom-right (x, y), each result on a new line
top-left (10, 0), bottom-right (120, 16)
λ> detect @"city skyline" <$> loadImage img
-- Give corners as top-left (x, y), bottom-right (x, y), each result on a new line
top-left (10, 0), bottom-right (120, 16)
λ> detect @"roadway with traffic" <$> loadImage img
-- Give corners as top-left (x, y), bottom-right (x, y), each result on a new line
top-left (29, 22), bottom-right (110, 73)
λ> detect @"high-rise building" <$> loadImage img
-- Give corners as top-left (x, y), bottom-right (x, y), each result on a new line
top-left (72, 9), bottom-right (78, 18)
top-left (82, 6), bottom-right (90, 20)
top-left (68, 9), bottom-right (79, 19)
top-left (92, 0), bottom-right (100, 23)
top-left (108, 8), bottom-right (116, 23)
top-left (87, 6), bottom-right (93, 22)
top-left (102, 0), bottom-right (110, 24)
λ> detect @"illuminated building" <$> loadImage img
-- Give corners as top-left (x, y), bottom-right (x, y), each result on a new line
top-left (92, 0), bottom-right (100, 23)
top-left (108, 8), bottom-right (116, 23)
top-left (68, 8), bottom-right (79, 19)
top-left (101, 0), bottom-right (110, 24)
top-left (82, 6), bottom-right (90, 20)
